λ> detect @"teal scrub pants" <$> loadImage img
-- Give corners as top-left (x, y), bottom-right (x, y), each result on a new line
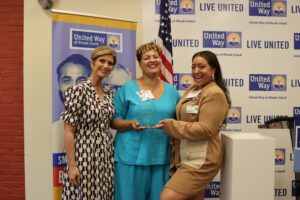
top-left (114, 162), bottom-right (170, 200)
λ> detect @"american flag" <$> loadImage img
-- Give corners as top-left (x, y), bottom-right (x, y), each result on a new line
top-left (156, 0), bottom-right (174, 84)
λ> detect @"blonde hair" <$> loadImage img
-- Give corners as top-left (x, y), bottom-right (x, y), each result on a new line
top-left (91, 46), bottom-right (117, 65)
top-left (136, 41), bottom-right (162, 63)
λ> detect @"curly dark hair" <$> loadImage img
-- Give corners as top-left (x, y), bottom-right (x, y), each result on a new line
top-left (136, 41), bottom-right (162, 63)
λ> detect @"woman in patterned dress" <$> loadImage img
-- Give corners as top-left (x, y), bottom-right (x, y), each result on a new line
top-left (60, 46), bottom-right (117, 200)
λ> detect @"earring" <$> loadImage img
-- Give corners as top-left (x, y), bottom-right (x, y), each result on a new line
top-left (211, 73), bottom-right (215, 81)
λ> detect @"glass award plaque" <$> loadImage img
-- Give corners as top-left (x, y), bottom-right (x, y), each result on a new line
top-left (135, 90), bottom-right (160, 128)
top-left (138, 99), bottom-right (159, 128)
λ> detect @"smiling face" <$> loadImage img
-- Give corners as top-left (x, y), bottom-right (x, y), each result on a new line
top-left (139, 49), bottom-right (162, 77)
top-left (191, 56), bottom-right (215, 88)
top-left (58, 63), bottom-right (89, 101)
top-left (90, 54), bottom-right (114, 79)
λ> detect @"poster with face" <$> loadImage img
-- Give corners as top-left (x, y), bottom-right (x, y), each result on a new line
top-left (52, 11), bottom-right (137, 198)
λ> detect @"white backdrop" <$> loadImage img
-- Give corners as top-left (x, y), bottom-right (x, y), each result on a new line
top-left (143, 0), bottom-right (300, 199)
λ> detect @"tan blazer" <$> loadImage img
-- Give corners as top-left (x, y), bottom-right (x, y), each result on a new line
top-left (163, 81), bottom-right (229, 169)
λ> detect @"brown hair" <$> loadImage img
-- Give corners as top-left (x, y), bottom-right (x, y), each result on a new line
top-left (91, 46), bottom-right (117, 65)
top-left (136, 41), bottom-right (162, 63)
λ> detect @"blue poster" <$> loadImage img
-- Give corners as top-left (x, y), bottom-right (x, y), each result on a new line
top-left (52, 11), bottom-right (136, 199)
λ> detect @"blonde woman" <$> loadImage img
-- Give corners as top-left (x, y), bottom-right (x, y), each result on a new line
top-left (61, 46), bottom-right (116, 200)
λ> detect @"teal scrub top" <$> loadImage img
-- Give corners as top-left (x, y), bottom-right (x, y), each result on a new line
top-left (113, 80), bottom-right (180, 165)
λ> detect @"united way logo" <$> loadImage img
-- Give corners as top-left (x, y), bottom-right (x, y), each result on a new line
top-left (155, 0), bottom-right (195, 15)
top-left (275, 148), bottom-right (285, 165)
top-left (227, 107), bottom-right (242, 124)
top-left (272, 1), bottom-right (287, 16)
top-left (203, 31), bottom-right (242, 48)
top-left (249, 0), bottom-right (287, 17)
top-left (173, 73), bottom-right (194, 90)
top-left (249, 74), bottom-right (286, 91)
top-left (108, 34), bottom-right (121, 51)
top-left (227, 32), bottom-right (242, 48)
top-left (295, 33), bottom-right (300, 50)
top-left (179, 74), bottom-right (194, 90)
top-left (71, 29), bottom-right (107, 49)
top-left (179, 0), bottom-right (195, 14)
top-left (272, 75), bottom-right (286, 90)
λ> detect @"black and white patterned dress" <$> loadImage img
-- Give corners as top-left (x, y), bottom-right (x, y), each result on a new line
top-left (60, 79), bottom-right (114, 200)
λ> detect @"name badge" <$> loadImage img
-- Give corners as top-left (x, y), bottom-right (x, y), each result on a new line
top-left (186, 105), bottom-right (199, 114)
top-left (136, 90), bottom-right (154, 101)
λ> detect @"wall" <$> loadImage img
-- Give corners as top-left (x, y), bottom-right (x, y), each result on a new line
top-left (0, 0), bottom-right (24, 199)
top-left (142, 1), bottom-right (300, 199)
top-left (24, 0), bottom-right (142, 199)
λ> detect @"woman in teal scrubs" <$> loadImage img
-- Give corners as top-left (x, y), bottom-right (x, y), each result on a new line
top-left (112, 41), bottom-right (180, 200)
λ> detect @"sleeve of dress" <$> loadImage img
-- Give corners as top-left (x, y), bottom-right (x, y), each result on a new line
top-left (112, 85), bottom-right (127, 120)
top-left (60, 85), bottom-right (84, 126)
top-left (163, 91), bottom-right (228, 141)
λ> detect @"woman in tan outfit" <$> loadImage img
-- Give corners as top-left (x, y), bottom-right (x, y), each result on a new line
top-left (159, 51), bottom-right (231, 200)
